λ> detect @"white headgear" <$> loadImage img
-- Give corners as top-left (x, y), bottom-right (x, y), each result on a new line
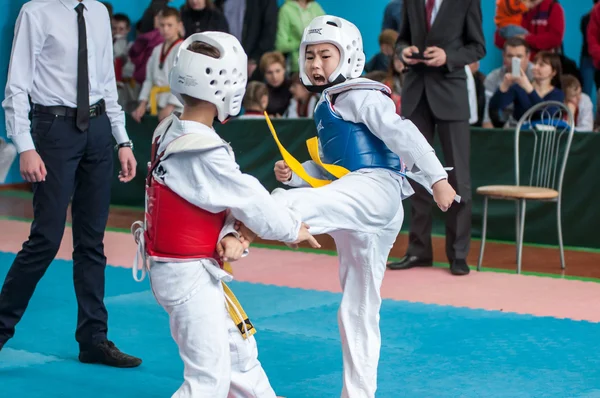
top-left (169, 32), bottom-right (248, 122)
top-left (298, 16), bottom-right (366, 92)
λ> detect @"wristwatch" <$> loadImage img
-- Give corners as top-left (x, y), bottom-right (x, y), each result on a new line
top-left (115, 140), bottom-right (134, 151)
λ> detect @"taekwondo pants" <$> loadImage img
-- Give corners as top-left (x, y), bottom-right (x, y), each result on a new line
top-left (272, 169), bottom-right (405, 398)
top-left (149, 259), bottom-right (276, 398)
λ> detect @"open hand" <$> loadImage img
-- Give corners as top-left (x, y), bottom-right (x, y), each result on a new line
top-left (216, 235), bottom-right (246, 262)
top-left (432, 179), bottom-right (456, 212)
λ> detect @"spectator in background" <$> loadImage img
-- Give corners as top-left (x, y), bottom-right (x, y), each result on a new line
top-left (365, 70), bottom-right (402, 115)
top-left (580, 1), bottom-right (599, 100)
top-left (365, 29), bottom-right (399, 73)
top-left (494, 0), bottom-right (542, 40)
top-left (240, 81), bottom-right (269, 119)
top-left (260, 51), bottom-right (292, 117)
top-left (214, 0), bottom-right (278, 82)
top-left (381, 0), bottom-right (403, 32)
top-left (0, 139), bottom-right (17, 184)
top-left (285, 73), bottom-right (318, 118)
top-left (112, 14), bottom-right (136, 112)
top-left (275, 0), bottom-right (325, 73)
top-left (482, 37), bottom-right (534, 128)
top-left (586, 0), bottom-right (600, 89)
top-left (562, 75), bottom-right (594, 132)
top-left (180, 0), bottom-right (229, 36)
top-left (137, 0), bottom-right (170, 34)
top-left (469, 61), bottom-right (486, 127)
top-left (494, 0), bottom-right (565, 59)
top-left (131, 8), bottom-right (183, 123)
top-left (101, 2), bottom-right (113, 19)
top-left (385, 52), bottom-right (404, 97)
top-left (129, 9), bottom-right (164, 86)
top-left (489, 51), bottom-right (564, 125)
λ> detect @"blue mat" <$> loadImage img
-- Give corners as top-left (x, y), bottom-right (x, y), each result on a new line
top-left (0, 251), bottom-right (599, 397)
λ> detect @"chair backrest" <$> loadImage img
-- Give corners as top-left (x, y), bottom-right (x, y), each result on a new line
top-left (514, 101), bottom-right (575, 194)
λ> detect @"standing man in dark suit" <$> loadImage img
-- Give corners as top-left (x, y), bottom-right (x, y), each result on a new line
top-left (0, 0), bottom-right (141, 367)
top-left (387, 0), bottom-right (485, 275)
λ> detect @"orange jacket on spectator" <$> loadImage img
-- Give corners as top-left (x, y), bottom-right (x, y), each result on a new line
top-left (587, 3), bottom-right (600, 69)
top-left (495, 0), bottom-right (528, 28)
top-left (495, 0), bottom-right (564, 58)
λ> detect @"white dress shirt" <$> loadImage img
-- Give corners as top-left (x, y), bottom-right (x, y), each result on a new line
top-left (426, 0), bottom-right (443, 25)
top-left (2, 0), bottom-right (129, 153)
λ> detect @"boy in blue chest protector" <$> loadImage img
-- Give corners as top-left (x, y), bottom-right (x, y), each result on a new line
top-left (239, 15), bottom-right (457, 398)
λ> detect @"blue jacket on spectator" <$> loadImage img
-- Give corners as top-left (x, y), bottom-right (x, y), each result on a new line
top-left (489, 84), bottom-right (565, 122)
top-left (382, 0), bottom-right (403, 32)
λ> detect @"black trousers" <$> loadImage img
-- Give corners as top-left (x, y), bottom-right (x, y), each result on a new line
top-left (0, 110), bottom-right (114, 349)
top-left (407, 94), bottom-right (472, 262)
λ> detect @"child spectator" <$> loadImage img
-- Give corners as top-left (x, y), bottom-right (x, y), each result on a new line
top-left (286, 73), bottom-right (318, 118)
top-left (129, 11), bottom-right (165, 86)
top-left (240, 81), bottom-right (269, 118)
top-left (365, 29), bottom-right (398, 73)
top-left (132, 8), bottom-right (184, 123)
top-left (562, 74), bottom-right (594, 131)
top-left (495, 0), bottom-right (542, 39)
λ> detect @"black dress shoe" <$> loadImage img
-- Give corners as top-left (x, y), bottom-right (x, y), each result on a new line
top-left (79, 340), bottom-right (142, 368)
top-left (450, 259), bottom-right (470, 276)
top-left (387, 255), bottom-right (433, 270)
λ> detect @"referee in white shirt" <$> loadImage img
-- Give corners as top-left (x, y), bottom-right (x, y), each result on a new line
top-left (0, 0), bottom-right (141, 368)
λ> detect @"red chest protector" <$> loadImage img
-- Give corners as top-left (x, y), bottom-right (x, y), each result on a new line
top-left (144, 131), bottom-right (226, 264)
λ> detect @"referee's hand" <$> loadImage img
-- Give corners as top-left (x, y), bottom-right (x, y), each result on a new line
top-left (20, 150), bottom-right (47, 183)
top-left (118, 147), bottom-right (137, 183)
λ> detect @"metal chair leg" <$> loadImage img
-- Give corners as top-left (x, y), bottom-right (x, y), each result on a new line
top-left (557, 199), bottom-right (566, 270)
top-left (515, 200), bottom-right (521, 264)
top-left (517, 199), bottom-right (527, 274)
top-left (477, 196), bottom-right (489, 271)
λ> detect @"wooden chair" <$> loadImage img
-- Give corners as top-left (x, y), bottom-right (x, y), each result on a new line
top-left (476, 101), bottom-right (575, 274)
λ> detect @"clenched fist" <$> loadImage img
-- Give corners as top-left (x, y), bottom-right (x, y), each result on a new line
top-left (274, 160), bottom-right (292, 183)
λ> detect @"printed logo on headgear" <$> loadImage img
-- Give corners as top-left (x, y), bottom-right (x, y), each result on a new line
top-left (308, 28), bottom-right (322, 35)
top-left (177, 75), bottom-right (199, 87)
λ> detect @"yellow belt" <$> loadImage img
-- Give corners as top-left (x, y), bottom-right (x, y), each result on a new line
top-left (263, 111), bottom-right (350, 187)
top-left (223, 281), bottom-right (256, 339)
top-left (149, 86), bottom-right (171, 116)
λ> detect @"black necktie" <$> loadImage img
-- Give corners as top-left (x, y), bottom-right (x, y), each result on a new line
top-left (75, 3), bottom-right (89, 132)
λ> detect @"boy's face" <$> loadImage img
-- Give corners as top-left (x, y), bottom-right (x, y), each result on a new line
top-left (112, 21), bottom-right (130, 38)
top-left (159, 16), bottom-right (181, 42)
top-left (304, 43), bottom-right (341, 86)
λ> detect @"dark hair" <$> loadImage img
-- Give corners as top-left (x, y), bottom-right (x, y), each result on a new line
top-left (184, 0), bottom-right (215, 10)
top-left (504, 37), bottom-right (530, 52)
top-left (159, 6), bottom-right (182, 21)
top-left (113, 13), bottom-right (131, 28)
top-left (560, 74), bottom-right (580, 91)
top-left (180, 41), bottom-right (221, 106)
top-left (533, 51), bottom-right (563, 88)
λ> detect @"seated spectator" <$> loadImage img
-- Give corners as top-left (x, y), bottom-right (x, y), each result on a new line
top-left (129, 11), bottom-right (164, 86)
top-left (286, 73), bottom-right (318, 118)
top-left (214, 0), bottom-right (278, 82)
top-left (275, 0), bottom-right (325, 73)
top-left (483, 37), bottom-right (534, 128)
top-left (385, 52), bottom-right (404, 97)
top-left (180, 0), bottom-right (229, 37)
top-left (381, 0), bottom-right (403, 32)
top-left (365, 70), bottom-right (401, 115)
top-left (494, 0), bottom-right (542, 39)
top-left (489, 51), bottom-right (564, 125)
top-left (131, 8), bottom-right (184, 123)
top-left (365, 29), bottom-right (398, 73)
top-left (562, 75), bottom-right (594, 131)
top-left (495, 0), bottom-right (565, 59)
top-left (260, 51), bottom-right (292, 117)
top-left (240, 81), bottom-right (269, 119)
top-left (469, 61), bottom-right (486, 127)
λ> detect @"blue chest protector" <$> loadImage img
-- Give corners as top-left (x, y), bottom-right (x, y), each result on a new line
top-left (313, 79), bottom-right (403, 174)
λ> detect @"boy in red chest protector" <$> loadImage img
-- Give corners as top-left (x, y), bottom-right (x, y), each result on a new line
top-left (131, 32), bottom-right (319, 398)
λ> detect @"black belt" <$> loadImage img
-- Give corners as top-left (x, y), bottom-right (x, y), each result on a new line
top-left (33, 99), bottom-right (106, 118)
